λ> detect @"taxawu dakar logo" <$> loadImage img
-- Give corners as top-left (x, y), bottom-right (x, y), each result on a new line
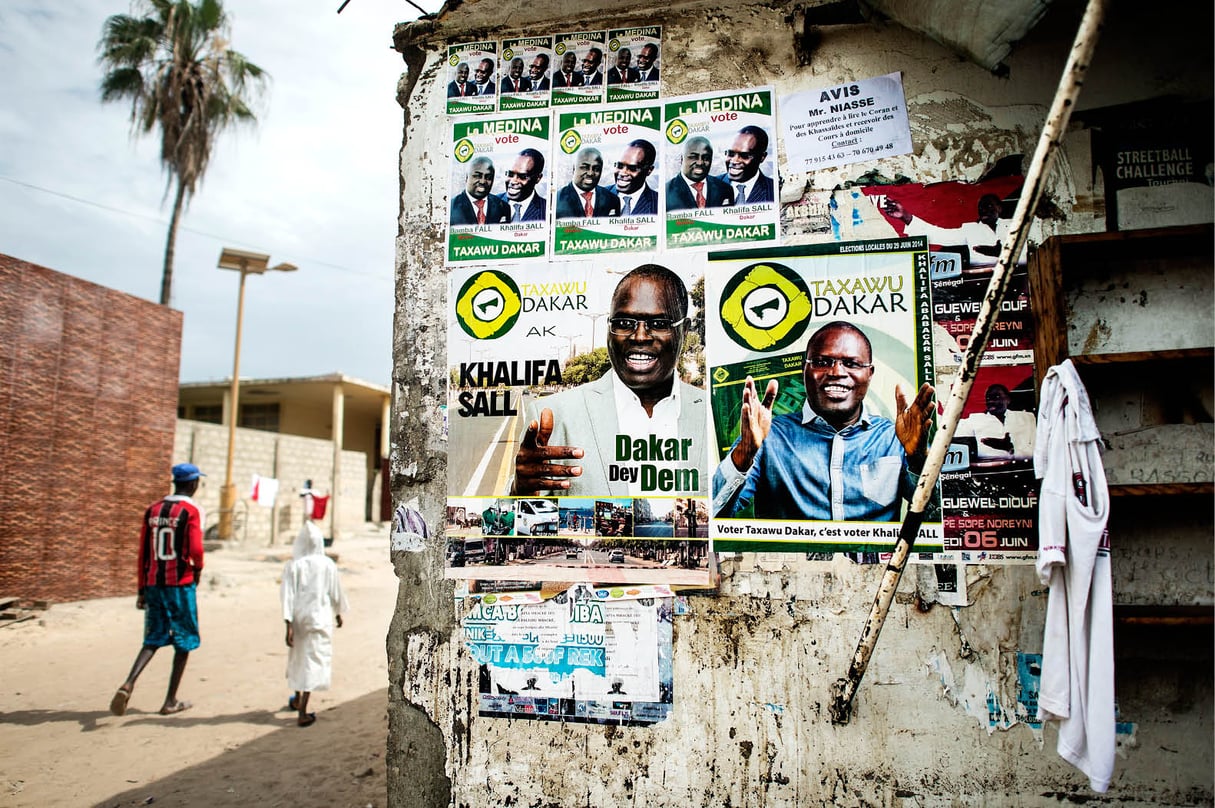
top-left (453, 138), bottom-right (476, 163)
top-left (501, 48), bottom-right (515, 60)
top-left (665, 118), bottom-right (688, 144)
top-left (456, 270), bottom-right (523, 339)
top-left (559, 129), bottom-right (582, 154)
top-left (448, 53), bottom-right (460, 66)
top-left (719, 262), bottom-right (812, 351)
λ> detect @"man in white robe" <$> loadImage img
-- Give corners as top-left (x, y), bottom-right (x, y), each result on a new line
top-left (281, 516), bottom-right (348, 726)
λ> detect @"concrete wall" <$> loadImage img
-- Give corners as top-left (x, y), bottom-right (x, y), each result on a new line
top-left (386, 2), bottom-right (1212, 805)
top-left (173, 419), bottom-right (368, 544)
top-left (0, 255), bottom-right (181, 603)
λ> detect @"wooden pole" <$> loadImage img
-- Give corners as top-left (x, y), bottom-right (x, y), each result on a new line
top-left (829, 0), bottom-right (1109, 725)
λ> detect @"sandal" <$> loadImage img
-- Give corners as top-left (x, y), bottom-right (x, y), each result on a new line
top-left (298, 712), bottom-right (317, 727)
top-left (109, 687), bottom-right (131, 716)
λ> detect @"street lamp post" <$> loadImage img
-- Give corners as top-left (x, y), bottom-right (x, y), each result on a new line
top-left (216, 248), bottom-right (297, 541)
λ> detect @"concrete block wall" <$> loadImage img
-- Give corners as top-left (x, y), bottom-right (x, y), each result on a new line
top-left (0, 254), bottom-right (181, 603)
top-left (174, 419), bottom-right (368, 545)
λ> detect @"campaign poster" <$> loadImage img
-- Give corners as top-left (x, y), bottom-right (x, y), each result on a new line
top-left (499, 36), bottom-right (553, 113)
top-left (778, 72), bottom-right (913, 172)
top-left (551, 31), bottom-right (607, 107)
top-left (470, 589), bottom-right (674, 725)
top-left (663, 88), bottom-right (780, 250)
top-left (552, 105), bottom-right (663, 256)
top-left (706, 237), bottom-right (944, 553)
top-left (447, 113), bottom-right (550, 264)
top-left (605, 27), bottom-right (661, 104)
top-left (446, 42), bottom-right (498, 116)
top-left (446, 256), bottom-right (712, 585)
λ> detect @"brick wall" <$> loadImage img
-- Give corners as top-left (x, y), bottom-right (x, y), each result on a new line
top-left (0, 255), bottom-right (182, 603)
top-left (173, 419), bottom-right (368, 545)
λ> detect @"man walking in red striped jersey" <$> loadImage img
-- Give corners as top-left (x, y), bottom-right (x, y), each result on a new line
top-left (109, 463), bottom-right (206, 717)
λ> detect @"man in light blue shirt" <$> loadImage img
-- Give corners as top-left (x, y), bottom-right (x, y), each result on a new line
top-left (713, 321), bottom-right (935, 520)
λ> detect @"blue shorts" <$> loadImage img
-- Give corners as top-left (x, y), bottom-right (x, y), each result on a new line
top-left (143, 585), bottom-right (200, 652)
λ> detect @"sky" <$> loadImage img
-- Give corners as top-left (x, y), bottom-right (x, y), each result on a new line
top-left (0, 0), bottom-right (438, 387)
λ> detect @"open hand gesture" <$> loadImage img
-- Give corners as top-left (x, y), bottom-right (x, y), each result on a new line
top-left (729, 376), bottom-right (779, 472)
top-left (894, 382), bottom-right (935, 458)
top-left (512, 408), bottom-right (584, 494)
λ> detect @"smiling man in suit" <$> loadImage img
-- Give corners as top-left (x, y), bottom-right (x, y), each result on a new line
top-left (552, 50), bottom-right (584, 88)
top-left (555, 147), bottom-right (621, 219)
top-left (528, 53), bottom-right (551, 91)
top-left (719, 125), bottom-right (775, 205)
top-left (498, 149), bottom-right (546, 223)
top-left (609, 139), bottom-right (659, 216)
top-left (666, 136), bottom-right (734, 211)
top-left (512, 264), bottom-right (706, 497)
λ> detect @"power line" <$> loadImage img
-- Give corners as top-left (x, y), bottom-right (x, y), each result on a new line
top-left (0, 174), bottom-right (392, 280)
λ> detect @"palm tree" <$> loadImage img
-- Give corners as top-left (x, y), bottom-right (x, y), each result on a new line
top-left (98, 0), bottom-right (268, 306)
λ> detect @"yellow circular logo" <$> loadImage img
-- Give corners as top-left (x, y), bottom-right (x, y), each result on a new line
top-left (719, 263), bottom-right (812, 351)
top-left (560, 129), bottom-right (582, 154)
top-left (665, 118), bottom-right (688, 145)
top-left (456, 270), bottom-right (523, 340)
top-left (608, 39), bottom-right (620, 52)
top-left (555, 42), bottom-right (567, 55)
top-left (453, 138), bottom-right (475, 163)
top-left (448, 53), bottom-right (459, 67)
top-left (502, 48), bottom-right (514, 61)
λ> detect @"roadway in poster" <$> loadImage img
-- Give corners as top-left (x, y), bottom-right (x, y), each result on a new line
top-left (446, 256), bottom-right (712, 585)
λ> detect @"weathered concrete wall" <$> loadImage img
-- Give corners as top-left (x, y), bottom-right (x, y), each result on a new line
top-left (386, 2), bottom-right (1213, 805)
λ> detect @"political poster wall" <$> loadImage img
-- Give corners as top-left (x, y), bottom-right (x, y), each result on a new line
top-left (446, 42), bottom-right (498, 116)
top-left (468, 588), bottom-right (674, 725)
top-left (662, 88), bottom-right (780, 250)
top-left (447, 114), bottom-right (551, 264)
top-left (605, 27), bottom-right (661, 104)
top-left (498, 36), bottom-right (553, 112)
top-left (551, 105), bottom-right (664, 257)
top-left (706, 237), bottom-right (943, 553)
top-left (446, 255), bottom-right (712, 586)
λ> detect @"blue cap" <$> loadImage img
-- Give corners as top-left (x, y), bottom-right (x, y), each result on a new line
top-left (172, 463), bottom-right (205, 482)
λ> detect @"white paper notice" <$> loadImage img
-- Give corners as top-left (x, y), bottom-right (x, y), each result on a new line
top-left (779, 72), bottom-right (913, 172)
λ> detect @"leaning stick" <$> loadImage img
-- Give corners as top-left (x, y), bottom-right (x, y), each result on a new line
top-left (829, 0), bottom-right (1108, 725)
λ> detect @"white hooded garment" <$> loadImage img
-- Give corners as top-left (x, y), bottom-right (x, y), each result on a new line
top-left (281, 521), bottom-right (349, 692)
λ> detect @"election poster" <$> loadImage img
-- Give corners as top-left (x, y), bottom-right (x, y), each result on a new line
top-left (551, 31), bottom-right (607, 107)
top-left (469, 588), bottom-right (674, 725)
top-left (778, 72), bottom-right (913, 173)
top-left (706, 237), bottom-right (944, 553)
top-left (447, 113), bottom-right (550, 264)
top-left (605, 27), bottom-right (661, 104)
top-left (445, 42), bottom-right (498, 116)
top-left (446, 256), bottom-right (712, 586)
top-left (498, 36), bottom-right (553, 112)
top-left (552, 105), bottom-right (663, 256)
top-left (662, 88), bottom-right (780, 250)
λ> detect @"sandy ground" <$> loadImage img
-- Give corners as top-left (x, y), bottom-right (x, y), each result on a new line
top-left (0, 524), bottom-right (399, 808)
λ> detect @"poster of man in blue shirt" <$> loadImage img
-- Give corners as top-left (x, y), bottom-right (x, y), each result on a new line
top-left (704, 238), bottom-right (943, 554)
top-left (712, 321), bottom-right (935, 521)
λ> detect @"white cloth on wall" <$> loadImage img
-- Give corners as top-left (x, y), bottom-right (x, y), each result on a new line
top-left (1033, 359), bottom-right (1114, 793)
top-left (250, 474), bottom-right (279, 506)
top-left (281, 521), bottom-right (349, 692)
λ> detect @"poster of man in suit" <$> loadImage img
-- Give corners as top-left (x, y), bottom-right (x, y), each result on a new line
top-left (499, 36), bottom-right (553, 113)
top-left (446, 41), bottom-right (498, 116)
top-left (607, 27), bottom-right (661, 104)
top-left (662, 87), bottom-right (780, 251)
top-left (552, 105), bottom-right (663, 256)
top-left (447, 113), bottom-right (550, 264)
top-left (446, 256), bottom-right (710, 587)
top-left (551, 31), bottom-right (606, 108)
